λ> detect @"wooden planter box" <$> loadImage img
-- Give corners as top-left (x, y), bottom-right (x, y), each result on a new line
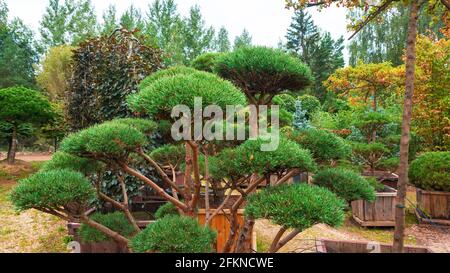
top-left (78, 241), bottom-right (129, 253)
top-left (351, 186), bottom-right (397, 227)
top-left (316, 238), bottom-right (433, 253)
top-left (416, 188), bottom-right (450, 226)
top-left (197, 209), bottom-right (256, 253)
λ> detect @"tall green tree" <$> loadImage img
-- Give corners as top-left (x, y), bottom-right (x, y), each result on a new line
top-left (214, 26), bottom-right (231, 52)
top-left (39, 0), bottom-right (98, 50)
top-left (233, 29), bottom-right (252, 49)
top-left (146, 0), bottom-right (184, 65)
top-left (120, 5), bottom-right (145, 31)
top-left (311, 33), bottom-right (345, 100)
top-left (285, 9), bottom-right (319, 65)
top-left (285, 10), bottom-right (344, 101)
top-left (0, 3), bottom-right (38, 88)
top-left (101, 5), bottom-right (118, 36)
top-left (348, 4), bottom-right (445, 66)
top-left (181, 5), bottom-right (215, 64)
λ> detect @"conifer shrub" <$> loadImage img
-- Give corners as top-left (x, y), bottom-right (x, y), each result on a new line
top-left (131, 216), bottom-right (216, 253)
top-left (78, 212), bottom-right (135, 243)
top-left (246, 184), bottom-right (345, 230)
top-left (409, 152), bottom-right (450, 192)
top-left (313, 168), bottom-right (377, 202)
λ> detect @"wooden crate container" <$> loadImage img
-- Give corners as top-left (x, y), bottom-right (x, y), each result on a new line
top-left (197, 209), bottom-right (256, 253)
top-left (316, 238), bottom-right (433, 253)
top-left (416, 188), bottom-right (450, 226)
top-left (351, 186), bottom-right (397, 227)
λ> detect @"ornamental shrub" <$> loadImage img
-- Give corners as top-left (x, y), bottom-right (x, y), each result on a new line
top-left (10, 170), bottom-right (95, 213)
top-left (292, 100), bottom-right (311, 130)
top-left (138, 66), bottom-right (198, 91)
top-left (245, 184), bottom-right (345, 230)
top-left (233, 137), bottom-right (317, 176)
top-left (191, 52), bottom-right (224, 72)
top-left (351, 142), bottom-right (390, 172)
top-left (215, 46), bottom-right (313, 99)
top-left (131, 216), bottom-right (216, 253)
top-left (273, 94), bottom-right (297, 113)
top-left (128, 70), bottom-right (247, 120)
top-left (154, 202), bottom-right (180, 219)
top-left (376, 157), bottom-right (400, 172)
top-left (312, 168), bottom-right (377, 202)
top-left (298, 94), bottom-right (321, 117)
top-left (66, 29), bottom-right (162, 131)
top-left (78, 212), bottom-right (135, 243)
top-left (286, 128), bottom-right (350, 163)
top-left (41, 152), bottom-right (103, 175)
top-left (60, 120), bottom-right (149, 158)
top-left (408, 152), bottom-right (450, 192)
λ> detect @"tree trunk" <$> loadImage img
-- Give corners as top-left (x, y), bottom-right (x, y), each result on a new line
top-left (7, 126), bottom-right (18, 164)
top-left (235, 218), bottom-right (255, 253)
top-left (393, 0), bottom-right (420, 253)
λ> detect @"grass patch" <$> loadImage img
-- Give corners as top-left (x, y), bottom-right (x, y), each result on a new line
top-left (30, 161), bottom-right (46, 172)
top-left (256, 237), bottom-right (271, 253)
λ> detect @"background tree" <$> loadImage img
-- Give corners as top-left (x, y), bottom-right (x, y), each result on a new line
top-left (181, 5), bottom-right (215, 64)
top-left (412, 34), bottom-right (450, 151)
top-left (0, 87), bottom-right (54, 164)
top-left (233, 29), bottom-right (252, 49)
top-left (0, 3), bottom-right (38, 88)
top-left (39, 0), bottom-right (98, 50)
top-left (120, 5), bottom-right (145, 32)
top-left (214, 26), bottom-right (231, 52)
top-left (348, 4), bottom-right (445, 66)
top-left (36, 45), bottom-right (74, 102)
top-left (66, 29), bottom-right (162, 131)
top-left (285, 10), bottom-right (319, 65)
top-left (146, 0), bottom-right (185, 65)
top-left (101, 4), bottom-right (118, 35)
top-left (285, 9), bottom-right (345, 101)
top-left (325, 62), bottom-right (403, 112)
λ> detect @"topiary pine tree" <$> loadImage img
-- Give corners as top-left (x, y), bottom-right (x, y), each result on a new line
top-left (215, 46), bottom-right (312, 107)
top-left (0, 86), bottom-right (54, 164)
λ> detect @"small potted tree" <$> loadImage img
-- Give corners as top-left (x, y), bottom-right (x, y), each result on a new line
top-left (313, 168), bottom-right (397, 227)
top-left (409, 152), bottom-right (450, 226)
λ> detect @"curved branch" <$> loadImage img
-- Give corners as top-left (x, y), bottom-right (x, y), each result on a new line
top-left (120, 163), bottom-right (189, 212)
top-left (80, 215), bottom-right (129, 245)
top-left (136, 149), bottom-right (184, 196)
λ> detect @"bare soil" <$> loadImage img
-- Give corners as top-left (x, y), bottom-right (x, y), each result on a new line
top-left (0, 152), bottom-right (52, 162)
top-left (0, 160), bottom-right (68, 253)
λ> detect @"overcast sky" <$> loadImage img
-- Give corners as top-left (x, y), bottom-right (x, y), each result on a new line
top-left (4, 0), bottom-right (350, 61)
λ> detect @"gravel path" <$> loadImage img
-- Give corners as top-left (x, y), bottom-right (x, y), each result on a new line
top-left (255, 218), bottom-right (450, 253)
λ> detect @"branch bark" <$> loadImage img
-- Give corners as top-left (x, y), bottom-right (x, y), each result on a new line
top-left (80, 215), bottom-right (129, 245)
top-left (120, 163), bottom-right (189, 212)
top-left (268, 226), bottom-right (287, 253)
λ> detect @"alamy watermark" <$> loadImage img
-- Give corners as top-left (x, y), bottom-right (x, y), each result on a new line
top-left (170, 97), bottom-right (280, 151)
